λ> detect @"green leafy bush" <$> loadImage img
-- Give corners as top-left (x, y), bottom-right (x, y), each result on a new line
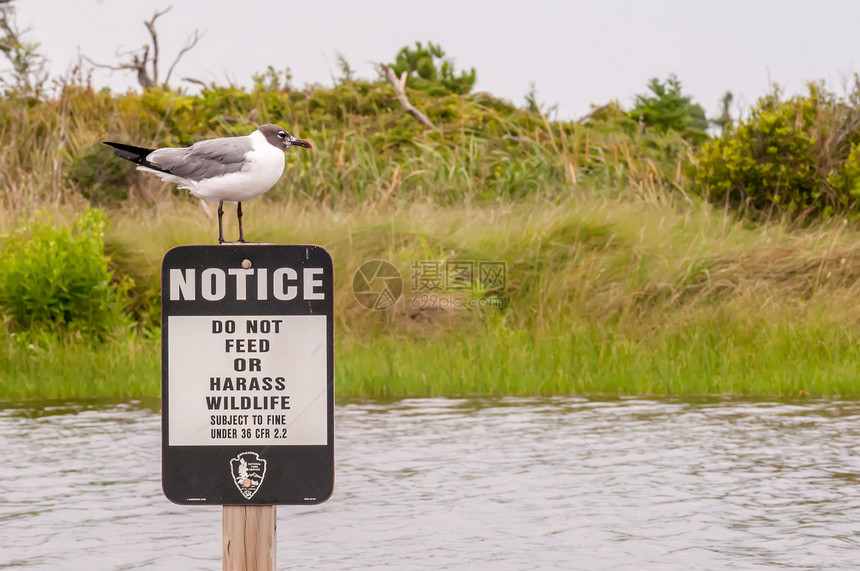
top-left (827, 139), bottom-right (860, 202)
top-left (67, 142), bottom-right (133, 204)
top-left (387, 41), bottom-right (476, 96)
top-left (0, 208), bottom-right (131, 337)
top-left (692, 83), bottom-right (860, 217)
top-left (630, 75), bottom-right (708, 144)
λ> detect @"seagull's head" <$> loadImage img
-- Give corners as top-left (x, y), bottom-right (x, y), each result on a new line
top-left (259, 124), bottom-right (313, 151)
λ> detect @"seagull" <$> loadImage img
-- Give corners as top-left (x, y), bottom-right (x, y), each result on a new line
top-left (104, 124), bottom-right (312, 243)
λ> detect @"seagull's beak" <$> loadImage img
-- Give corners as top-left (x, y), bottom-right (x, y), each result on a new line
top-left (290, 138), bottom-right (312, 149)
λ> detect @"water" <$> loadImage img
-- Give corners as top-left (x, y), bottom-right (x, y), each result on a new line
top-left (1, 398), bottom-right (859, 570)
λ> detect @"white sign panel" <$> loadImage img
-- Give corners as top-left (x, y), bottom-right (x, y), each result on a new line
top-left (167, 314), bottom-right (328, 446)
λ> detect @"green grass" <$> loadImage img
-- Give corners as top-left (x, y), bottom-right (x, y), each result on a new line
top-left (0, 330), bottom-right (160, 401)
top-left (338, 316), bottom-right (860, 399)
top-left (5, 191), bottom-right (860, 401)
top-left (3, 314), bottom-right (858, 402)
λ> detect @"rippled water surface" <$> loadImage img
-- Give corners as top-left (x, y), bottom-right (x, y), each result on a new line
top-left (1, 398), bottom-right (859, 569)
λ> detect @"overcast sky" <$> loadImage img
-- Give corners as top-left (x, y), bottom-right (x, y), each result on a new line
top-left (9, 0), bottom-right (860, 120)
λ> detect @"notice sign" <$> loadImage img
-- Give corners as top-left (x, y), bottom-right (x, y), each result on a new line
top-left (161, 245), bottom-right (334, 505)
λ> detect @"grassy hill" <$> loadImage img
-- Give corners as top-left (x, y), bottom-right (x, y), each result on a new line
top-left (2, 77), bottom-right (860, 400)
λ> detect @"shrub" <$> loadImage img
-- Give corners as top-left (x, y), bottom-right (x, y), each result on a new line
top-left (67, 142), bottom-right (133, 204)
top-left (827, 136), bottom-right (860, 203)
top-left (386, 41), bottom-right (476, 96)
top-left (692, 82), bottom-right (860, 217)
top-left (0, 208), bottom-right (131, 337)
top-left (630, 75), bottom-right (709, 145)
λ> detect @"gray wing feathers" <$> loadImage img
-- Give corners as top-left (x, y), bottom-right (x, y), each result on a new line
top-left (147, 138), bottom-right (252, 182)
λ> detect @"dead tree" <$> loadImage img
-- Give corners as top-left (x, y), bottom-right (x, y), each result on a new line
top-left (379, 63), bottom-right (436, 129)
top-left (85, 7), bottom-right (203, 89)
top-left (0, 0), bottom-right (48, 96)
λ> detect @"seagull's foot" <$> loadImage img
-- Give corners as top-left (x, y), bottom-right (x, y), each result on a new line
top-left (217, 239), bottom-right (258, 245)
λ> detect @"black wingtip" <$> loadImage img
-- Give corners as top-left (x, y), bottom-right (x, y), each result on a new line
top-left (103, 141), bottom-right (155, 165)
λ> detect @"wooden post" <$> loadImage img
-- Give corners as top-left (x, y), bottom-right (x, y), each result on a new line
top-left (223, 505), bottom-right (277, 571)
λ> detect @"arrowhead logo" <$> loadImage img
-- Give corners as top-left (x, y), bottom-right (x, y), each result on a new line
top-left (230, 451), bottom-right (267, 500)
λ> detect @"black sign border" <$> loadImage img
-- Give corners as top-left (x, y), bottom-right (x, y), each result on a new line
top-left (161, 244), bottom-right (334, 505)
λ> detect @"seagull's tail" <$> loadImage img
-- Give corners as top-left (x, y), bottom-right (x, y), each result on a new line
top-left (103, 142), bottom-right (157, 167)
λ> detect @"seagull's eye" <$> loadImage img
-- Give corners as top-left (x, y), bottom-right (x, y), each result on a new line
top-left (278, 131), bottom-right (286, 139)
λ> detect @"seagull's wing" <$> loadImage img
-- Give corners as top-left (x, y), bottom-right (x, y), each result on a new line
top-left (147, 137), bottom-right (253, 182)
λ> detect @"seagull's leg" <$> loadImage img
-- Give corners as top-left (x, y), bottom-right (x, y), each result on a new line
top-left (237, 201), bottom-right (246, 243)
top-left (217, 200), bottom-right (225, 244)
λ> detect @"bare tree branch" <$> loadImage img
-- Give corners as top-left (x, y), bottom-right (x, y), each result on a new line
top-left (379, 63), bottom-right (436, 129)
top-left (165, 29), bottom-right (203, 86)
top-left (136, 46), bottom-right (154, 89)
top-left (83, 6), bottom-right (200, 90)
top-left (574, 103), bottom-right (610, 125)
top-left (0, 0), bottom-right (48, 96)
top-left (83, 48), bottom-right (155, 89)
top-left (144, 7), bottom-right (171, 84)
top-left (181, 76), bottom-right (207, 88)
top-left (81, 56), bottom-right (126, 72)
